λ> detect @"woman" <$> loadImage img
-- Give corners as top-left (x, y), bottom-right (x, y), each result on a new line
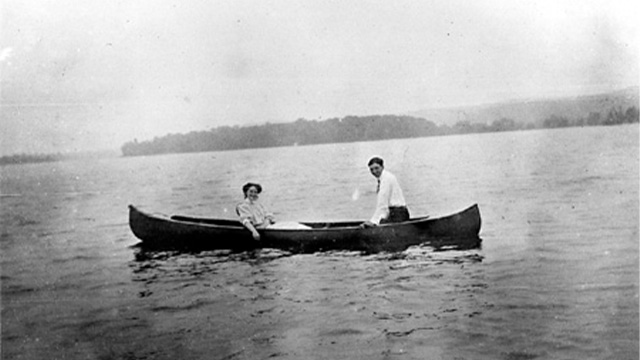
top-left (236, 182), bottom-right (275, 240)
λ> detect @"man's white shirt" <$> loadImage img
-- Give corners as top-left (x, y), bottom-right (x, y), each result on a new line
top-left (370, 170), bottom-right (406, 224)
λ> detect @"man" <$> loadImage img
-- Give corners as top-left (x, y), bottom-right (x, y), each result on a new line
top-left (360, 157), bottom-right (410, 228)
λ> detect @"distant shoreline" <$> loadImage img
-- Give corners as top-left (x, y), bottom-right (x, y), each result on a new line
top-left (3, 107), bottom-right (637, 164)
top-left (121, 107), bottom-right (639, 157)
top-left (0, 153), bottom-right (62, 166)
top-left (121, 87), bottom-right (639, 157)
top-left (0, 151), bottom-right (120, 166)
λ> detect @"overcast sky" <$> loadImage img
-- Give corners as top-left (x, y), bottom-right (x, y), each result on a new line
top-left (1, 0), bottom-right (638, 155)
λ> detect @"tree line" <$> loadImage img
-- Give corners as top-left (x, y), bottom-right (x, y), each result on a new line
top-left (3, 105), bottom-right (635, 165)
top-left (121, 105), bottom-right (639, 157)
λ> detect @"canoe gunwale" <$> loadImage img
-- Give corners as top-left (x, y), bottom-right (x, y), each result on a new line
top-left (128, 204), bottom-right (479, 233)
top-left (164, 210), bottom-right (435, 231)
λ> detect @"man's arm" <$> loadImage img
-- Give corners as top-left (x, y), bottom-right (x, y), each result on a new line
top-left (370, 176), bottom-right (390, 224)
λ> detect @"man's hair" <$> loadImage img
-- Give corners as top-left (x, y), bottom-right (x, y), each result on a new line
top-left (368, 157), bottom-right (384, 167)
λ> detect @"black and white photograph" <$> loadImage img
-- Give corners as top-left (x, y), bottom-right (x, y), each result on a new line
top-left (1, 1), bottom-right (638, 359)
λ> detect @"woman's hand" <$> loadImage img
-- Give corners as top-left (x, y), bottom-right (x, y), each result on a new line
top-left (244, 222), bottom-right (261, 241)
top-left (360, 221), bottom-right (376, 229)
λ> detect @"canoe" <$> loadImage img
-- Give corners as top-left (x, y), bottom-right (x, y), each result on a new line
top-left (128, 204), bottom-right (481, 253)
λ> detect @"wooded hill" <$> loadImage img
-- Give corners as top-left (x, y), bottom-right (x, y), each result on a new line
top-left (408, 87), bottom-right (638, 127)
top-left (121, 87), bottom-right (639, 157)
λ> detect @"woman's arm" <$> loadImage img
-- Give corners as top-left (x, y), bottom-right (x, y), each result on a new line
top-left (237, 203), bottom-right (261, 240)
top-left (243, 220), bottom-right (261, 241)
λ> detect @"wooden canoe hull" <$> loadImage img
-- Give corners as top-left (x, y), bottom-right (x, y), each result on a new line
top-left (128, 204), bottom-right (482, 253)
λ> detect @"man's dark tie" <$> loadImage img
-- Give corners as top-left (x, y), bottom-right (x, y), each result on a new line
top-left (376, 179), bottom-right (380, 193)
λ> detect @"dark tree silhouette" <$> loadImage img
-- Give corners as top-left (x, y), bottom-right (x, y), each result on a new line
top-left (120, 106), bottom-right (640, 157)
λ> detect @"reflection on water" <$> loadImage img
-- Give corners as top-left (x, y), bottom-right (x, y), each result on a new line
top-left (127, 246), bottom-right (487, 359)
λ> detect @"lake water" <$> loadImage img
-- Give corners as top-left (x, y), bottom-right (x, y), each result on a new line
top-left (1, 125), bottom-right (638, 360)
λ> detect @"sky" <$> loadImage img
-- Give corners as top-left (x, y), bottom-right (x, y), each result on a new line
top-left (1, 0), bottom-right (638, 155)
